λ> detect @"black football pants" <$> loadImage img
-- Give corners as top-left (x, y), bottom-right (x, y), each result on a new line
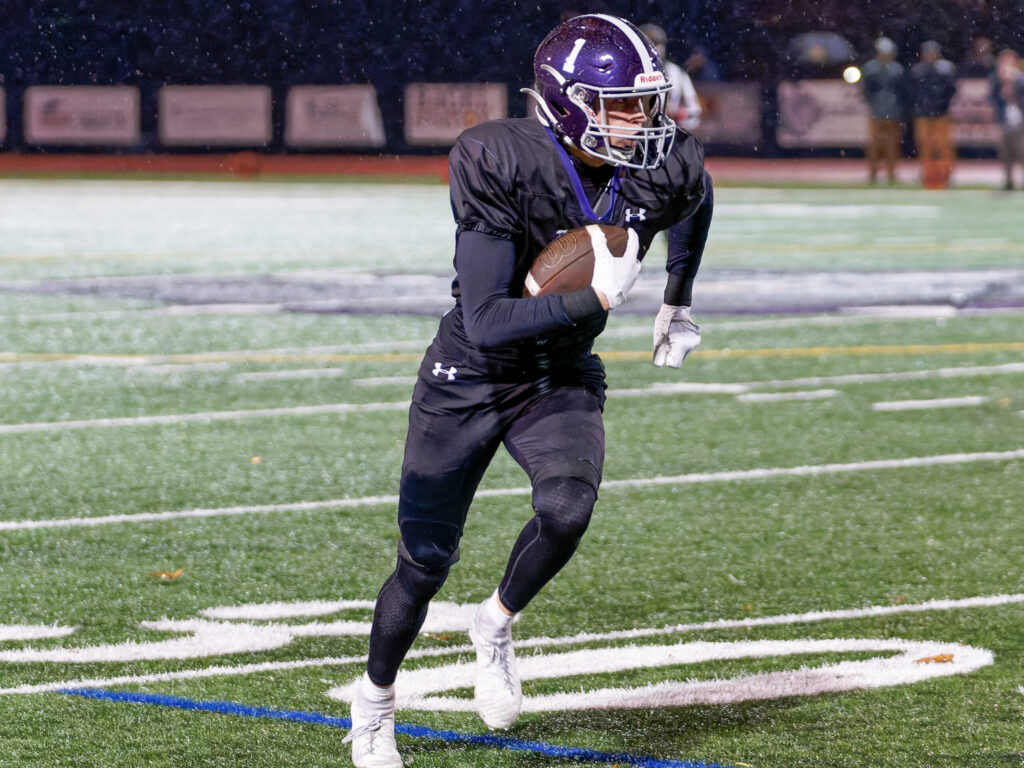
top-left (365, 345), bottom-right (605, 686)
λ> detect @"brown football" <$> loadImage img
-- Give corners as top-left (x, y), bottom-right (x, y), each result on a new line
top-left (523, 224), bottom-right (630, 297)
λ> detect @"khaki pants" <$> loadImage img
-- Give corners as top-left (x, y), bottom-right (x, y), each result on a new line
top-left (998, 124), bottom-right (1024, 188)
top-left (914, 116), bottom-right (955, 188)
top-left (867, 118), bottom-right (902, 182)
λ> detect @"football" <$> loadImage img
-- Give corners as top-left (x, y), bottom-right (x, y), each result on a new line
top-left (523, 224), bottom-right (631, 297)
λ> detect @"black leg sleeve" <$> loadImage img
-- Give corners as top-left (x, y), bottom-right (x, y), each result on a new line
top-left (366, 554), bottom-right (451, 686)
top-left (498, 476), bottom-right (596, 614)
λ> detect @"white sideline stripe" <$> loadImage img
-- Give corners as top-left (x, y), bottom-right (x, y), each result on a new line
top-left (353, 376), bottom-right (418, 387)
top-left (754, 362), bottom-right (1024, 389)
top-left (234, 368), bottom-right (348, 382)
top-left (0, 401), bottom-right (408, 434)
top-left (602, 308), bottom-right (966, 338)
top-left (872, 396), bottom-right (990, 411)
top-left (2, 591), bottom-right (1019, 696)
top-left (736, 389), bottom-right (840, 403)
top-left (617, 382), bottom-right (751, 396)
top-left (3, 448), bottom-right (1022, 532)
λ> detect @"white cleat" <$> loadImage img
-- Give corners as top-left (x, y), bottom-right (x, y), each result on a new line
top-left (469, 602), bottom-right (523, 730)
top-left (343, 683), bottom-right (402, 768)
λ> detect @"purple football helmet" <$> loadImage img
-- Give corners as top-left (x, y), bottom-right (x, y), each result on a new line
top-left (523, 14), bottom-right (676, 169)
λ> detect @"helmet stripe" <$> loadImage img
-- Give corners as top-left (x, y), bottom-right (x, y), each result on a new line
top-left (589, 14), bottom-right (656, 73)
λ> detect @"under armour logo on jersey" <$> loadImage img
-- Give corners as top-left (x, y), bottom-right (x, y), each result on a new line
top-left (432, 362), bottom-right (458, 381)
top-left (625, 208), bottom-right (647, 223)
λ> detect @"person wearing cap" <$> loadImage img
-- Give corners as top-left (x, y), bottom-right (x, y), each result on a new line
top-left (910, 40), bottom-right (958, 188)
top-left (862, 36), bottom-right (907, 184)
top-left (640, 23), bottom-right (703, 131)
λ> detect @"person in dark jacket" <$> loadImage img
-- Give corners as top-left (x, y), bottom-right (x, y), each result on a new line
top-left (862, 36), bottom-right (907, 184)
top-left (990, 48), bottom-right (1024, 190)
top-left (910, 40), bottom-right (958, 188)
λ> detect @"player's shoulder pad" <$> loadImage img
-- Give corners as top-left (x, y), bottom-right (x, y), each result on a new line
top-left (660, 130), bottom-right (706, 192)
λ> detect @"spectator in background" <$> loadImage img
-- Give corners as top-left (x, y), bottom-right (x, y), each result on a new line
top-left (990, 48), bottom-right (1024, 190)
top-left (641, 23), bottom-right (702, 131)
top-left (961, 36), bottom-right (996, 77)
top-left (910, 40), bottom-right (958, 188)
top-left (861, 36), bottom-right (907, 184)
top-left (684, 45), bottom-right (722, 82)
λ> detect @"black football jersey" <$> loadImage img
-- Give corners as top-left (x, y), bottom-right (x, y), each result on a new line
top-left (439, 117), bottom-right (707, 375)
top-left (448, 117), bottom-right (707, 293)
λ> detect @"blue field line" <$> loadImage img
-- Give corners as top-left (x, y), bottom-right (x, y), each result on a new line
top-left (58, 687), bottom-right (733, 768)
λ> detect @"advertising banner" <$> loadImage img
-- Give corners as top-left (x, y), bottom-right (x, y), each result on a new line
top-left (404, 83), bottom-right (507, 146)
top-left (950, 78), bottom-right (999, 147)
top-left (777, 79), bottom-right (870, 147)
top-left (285, 85), bottom-right (386, 148)
top-left (690, 82), bottom-right (762, 146)
top-left (23, 86), bottom-right (140, 146)
top-left (159, 85), bottom-right (272, 147)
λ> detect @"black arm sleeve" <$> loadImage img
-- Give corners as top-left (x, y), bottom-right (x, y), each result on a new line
top-left (456, 230), bottom-right (604, 349)
top-left (664, 170), bottom-right (714, 306)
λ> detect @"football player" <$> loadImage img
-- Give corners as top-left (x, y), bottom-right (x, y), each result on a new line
top-left (345, 14), bottom-right (712, 766)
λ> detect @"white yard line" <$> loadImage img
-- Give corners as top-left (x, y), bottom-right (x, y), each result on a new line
top-left (872, 396), bottom-right (991, 411)
top-left (736, 389), bottom-right (840, 403)
top-left (3, 448), bottom-right (1022, 532)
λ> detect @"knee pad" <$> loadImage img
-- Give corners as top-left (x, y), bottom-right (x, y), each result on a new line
top-left (392, 539), bottom-right (455, 604)
top-left (532, 475), bottom-right (597, 542)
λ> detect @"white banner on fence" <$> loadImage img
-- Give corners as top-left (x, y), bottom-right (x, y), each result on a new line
top-left (690, 82), bottom-right (762, 146)
top-left (159, 85), bottom-right (272, 147)
top-left (404, 83), bottom-right (507, 146)
top-left (777, 79), bottom-right (870, 148)
top-left (285, 85), bottom-right (385, 148)
top-left (950, 78), bottom-right (1000, 147)
top-left (23, 86), bottom-right (140, 146)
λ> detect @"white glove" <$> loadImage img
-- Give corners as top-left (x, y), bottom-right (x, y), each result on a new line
top-left (590, 226), bottom-right (640, 309)
top-left (653, 303), bottom-right (701, 367)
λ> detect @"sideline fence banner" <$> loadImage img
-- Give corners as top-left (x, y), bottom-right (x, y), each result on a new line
top-left (23, 86), bottom-right (140, 146)
top-left (690, 82), bottom-right (762, 147)
top-left (777, 79), bottom-right (869, 148)
top-left (950, 78), bottom-right (1000, 147)
top-left (404, 83), bottom-right (507, 146)
top-left (285, 85), bottom-right (386, 148)
top-left (159, 85), bottom-right (272, 147)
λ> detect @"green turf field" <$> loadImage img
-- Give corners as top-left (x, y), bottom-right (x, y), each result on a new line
top-left (1, 180), bottom-right (1022, 768)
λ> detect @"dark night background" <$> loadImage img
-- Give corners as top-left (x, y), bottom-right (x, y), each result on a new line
top-left (1, 0), bottom-right (1022, 153)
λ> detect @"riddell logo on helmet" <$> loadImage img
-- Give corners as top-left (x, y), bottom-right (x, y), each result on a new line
top-left (635, 73), bottom-right (665, 85)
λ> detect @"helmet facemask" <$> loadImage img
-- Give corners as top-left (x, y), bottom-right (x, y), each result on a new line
top-left (566, 79), bottom-right (676, 169)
